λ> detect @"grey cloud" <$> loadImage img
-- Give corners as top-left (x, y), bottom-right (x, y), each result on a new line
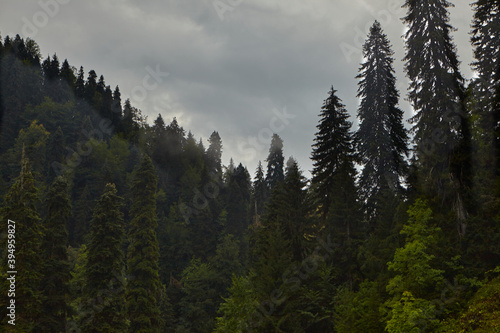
top-left (0, 0), bottom-right (474, 178)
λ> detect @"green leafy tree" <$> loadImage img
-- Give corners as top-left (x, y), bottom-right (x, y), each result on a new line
top-left (385, 199), bottom-right (444, 332)
top-left (176, 258), bottom-right (219, 332)
top-left (334, 280), bottom-right (384, 333)
top-left (39, 176), bottom-right (72, 332)
top-left (126, 155), bottom-right (165, 332)
top-left (80, 183), bottom-right (127, 333)
top-left (214, 274), bottom-right (259, 333)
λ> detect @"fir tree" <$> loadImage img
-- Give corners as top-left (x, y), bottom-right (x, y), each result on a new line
top-left (47, 126), bottom-right (66, 181)
top-left (311, 87), bottom-right (357, 218)
top-left (84, 70), bottom-right (98, 103)
top-left (0, 154), bottom-right (43, 331)
top-left (74, 66), bottom-right (85, 99)
top-left (403, 0), bottom-right (472, 237)
top-left (311, 87), bottom-right (361, 287)
top-left (59, 59), bottom-right (76, 92)
top-left (80, 183), bottom-right (127, 332)
top-left (126, 155), bottom-right (164, 332)
top-left (111, 86), bottom-right (122, 129)
top-left (356, 21), bottom-right (408, 222)
top-left (224, 163), bottom-right (251, 242)
top-left (471, 0), bottom-right (500, 187)
top-left (265, 157), bottom-right (311, 261)
top-left (207, 131), bottom-right (223, 177)
top-left (39, 176), bottom-right (72, 332)
top-left (265, 133), bottom-right (284, 191)
top-left (252, 161), bottom-right (267, 222)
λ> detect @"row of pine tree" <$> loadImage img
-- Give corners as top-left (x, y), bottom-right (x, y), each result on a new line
top-left (0, 0), bottom-right (499, 332)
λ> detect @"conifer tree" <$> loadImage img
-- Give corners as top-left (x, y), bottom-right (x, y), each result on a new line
top-left (471, 0), bottom-right (500, 183)
top-left (80, 183), bottom-right (127, 332)
top-left (265, 133), bottom-right (284, 191)
top-left (75, 66), bottom-right (85, 99)
top-left (39, 176), bottom-right (72, 332)
top-left (0, 154), bottom-right (43, 331)
top-left (47, 126), bottom-right (66, 181)
top-left (252, 161), bottom-right (267, 221)
top-left (111, 86), bottom-right (122, 129)
top-left (126, 155), bottom-right (165, 332)
top-left (265, 157), bottom-right (311, 261)
top-left (207, 131), bottom-right (223, 177)
top-left (403, 0), bottom-right (472, 236)
top-left (225, 163), bottom-right (251, 239)
top-left (311, 87), bottom-right (361, 287)
top-left (84, 70), bottom-right (98, 103)
top-left (466, 0), bottom-right (500, 275)
top-left (59, 59), bottom-right (75, 91)
top-left (311, 87), bottom-right (357, 218)
top-left (356, 21), bottom-right (408, 222)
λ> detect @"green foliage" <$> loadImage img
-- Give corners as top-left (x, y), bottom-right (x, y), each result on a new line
top-left (386, 291), bottom-right (439, 333)
top-left (39, 176), bottom-right (72, 332)
top-left (454, 277), bottom-right (500, 332)
top-left (387, 199), bottom-right (444, 297)
top-left (67, 245), bottom-right (87, 331)
top-left (6, 120), bottom-right (50, 179)
top-left (385, 199), bottom-right (446, 332)
top-left (214, 274), bottom-right (259, 333)
top-left (80, 183), bottom-right (127, 332)
top-left (126, 155), bottom-right (165, 332)
top-left (177, 258), bottom-right (219, 332)
top-left (334, 280), bottom-right (384, 333)
top-left (0, 156), bottom-right (43, 332)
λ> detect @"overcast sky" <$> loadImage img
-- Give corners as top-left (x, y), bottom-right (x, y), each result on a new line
top-left (0, 0), bottom-right (475, 178)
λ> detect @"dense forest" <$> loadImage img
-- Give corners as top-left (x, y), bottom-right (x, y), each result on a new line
top-left (0, 0), bottom-right (499, 332)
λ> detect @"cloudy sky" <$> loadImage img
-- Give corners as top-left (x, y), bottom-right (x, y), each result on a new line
top-left (0, 0), bottom-right (475, 178)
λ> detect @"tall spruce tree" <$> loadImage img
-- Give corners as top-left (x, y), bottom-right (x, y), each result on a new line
top-left (0, 154), bottom-right (43, 332)
top-left (252, 161), bottom-right (267, 222)
top-left (80, 183), bottom-right (127, 332)
top-left (311, 87), bottom-right (357, 218)
top-left (311, 87), bottom-right (361, 287)
top-left (207, 131), bottom-right (223, 177)
top-left (466, 0), bottom-right (500, 276)
top-left (225, 163), bottom-right (251, 239)
top-left (471, 0), bottom-right (500, 183)
top-left (265, 133), bottom-right (284, 191)
top-left (126, 155), bottom-right (164, 332)
top-left (265, 157), bottom-right (311, 261)
top-left (356, 21), bottom-right (408, 222)
top-left (403, 0), bottom-right (472, 238)
top-left (39, 176), bottom-right (72, 332)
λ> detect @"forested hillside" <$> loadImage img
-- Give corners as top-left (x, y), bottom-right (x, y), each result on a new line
top-left (0, 0), bottom-right (499, 332)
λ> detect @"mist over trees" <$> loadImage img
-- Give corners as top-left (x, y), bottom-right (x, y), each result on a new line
top-left (1, 1), bottom-right (500, 332)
